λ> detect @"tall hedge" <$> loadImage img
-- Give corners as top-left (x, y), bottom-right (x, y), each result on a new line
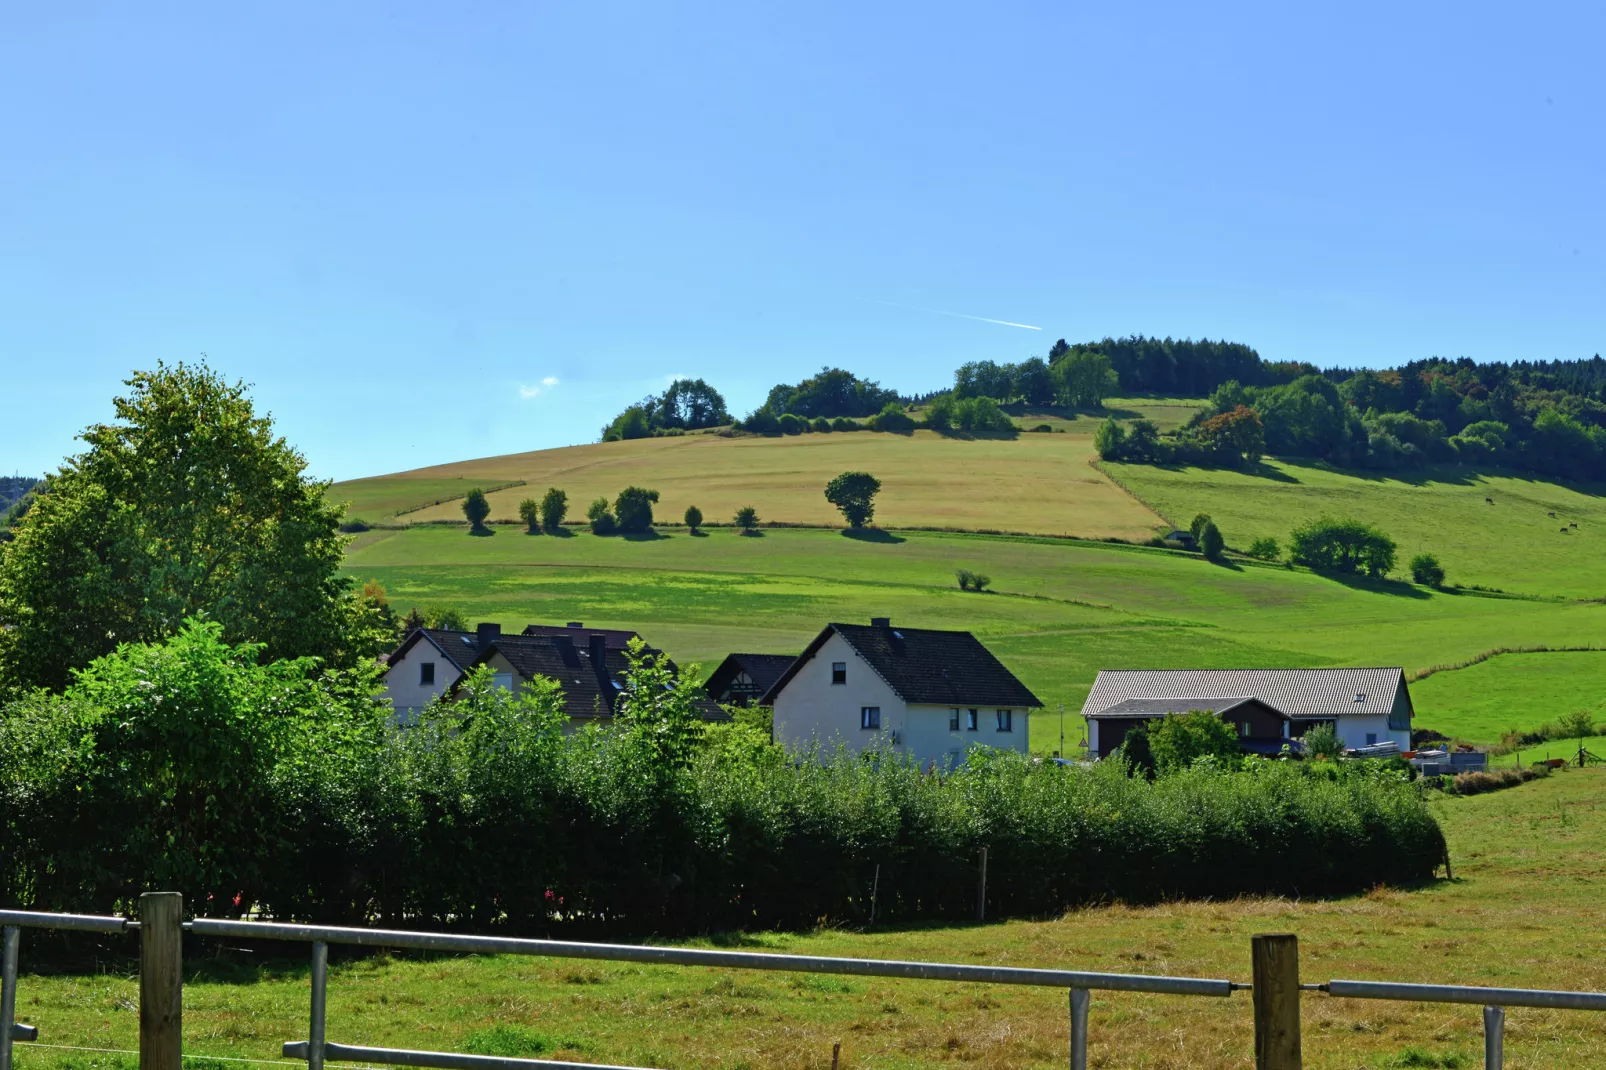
top-left (0, 625), bottom-right (1446, 931)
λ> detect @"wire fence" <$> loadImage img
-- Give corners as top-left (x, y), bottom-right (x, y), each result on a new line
top-left (5, 896), bottom-right (1605, 1069)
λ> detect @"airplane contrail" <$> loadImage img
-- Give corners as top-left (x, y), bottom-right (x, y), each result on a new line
top-left (876, 300), bottom-right (1042, 331)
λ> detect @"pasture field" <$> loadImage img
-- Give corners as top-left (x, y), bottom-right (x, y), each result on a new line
top-left (344, 525), bottom-right (1606, 750)
top-left (1104, 458), bottom-right (1606, 598)
top-left (1412, 650), bottom-right (1606, 744)
top-left (13, 768), bottom-right (1606, 1069)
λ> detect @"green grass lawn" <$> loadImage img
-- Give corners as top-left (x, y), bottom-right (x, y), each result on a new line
top-left (1413, 650), bottom-right (1606, 744)
top-left (346, 525), bottom-right (1606, 753)
top-left (1105, 458), bottom-right (1606, 598)
top-left (13, 768), bottom-right (1606, 1069)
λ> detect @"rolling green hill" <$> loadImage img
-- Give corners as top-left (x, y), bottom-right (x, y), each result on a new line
top-left (335, 398), bottom-right (1606, 749)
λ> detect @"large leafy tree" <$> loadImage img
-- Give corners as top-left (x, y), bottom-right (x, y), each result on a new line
top-left (824, 471), bottom-right (882, 529)
top-left (0, 363), bottom-right (359, 693)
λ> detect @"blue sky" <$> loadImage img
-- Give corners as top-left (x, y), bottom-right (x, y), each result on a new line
top-left (2, 1), bottom-right (1601, 481)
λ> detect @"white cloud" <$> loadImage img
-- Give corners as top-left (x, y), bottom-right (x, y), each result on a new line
top-left (518, 377), bottom-right (560, 399)
top-left (543, 376), bottom-right (560, 387)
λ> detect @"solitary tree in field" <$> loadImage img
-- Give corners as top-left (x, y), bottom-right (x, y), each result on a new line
top-left (1199, 520), bottom-right (1225, 562)
top-left (1409, 552), bottom-right (1446, 587)
top-left (462, 488), bottom-right (491, 533)
top-left (539, 487), bottom-right (568, 532)
top-left (734, 505), bottom-right (760, 534)
top-left (684, 505), bottom-right (703, 534)
top-left (518, 498), bottom-right (541, 534)
top-left (614, 486), bottom-right (660, 534)
top-left (824, 471), bottom-right (881, 529)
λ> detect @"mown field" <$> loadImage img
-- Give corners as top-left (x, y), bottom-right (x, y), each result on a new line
top-left (1104, 458), bottom-right (1606, 599)
top-left (13, 768), bottom-right (1606, 1070)
top-left (344, 524), bottom-right (1606, 750)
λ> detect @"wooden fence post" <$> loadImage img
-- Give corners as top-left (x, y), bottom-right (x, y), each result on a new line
top-left (1251, 933), bottom-right (1301, 1070)
top-left (140, 892), bottom-right (183, 1070)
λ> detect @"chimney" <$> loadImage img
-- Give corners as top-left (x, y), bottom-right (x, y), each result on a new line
top-left (870, 617), bottom-right (891, 629)
top-left (566, 621), bottom-right (584, 629)
top-left (476, 622), bottom-right (502, 649)
top-left (589, 633), bottom-right (612, 711)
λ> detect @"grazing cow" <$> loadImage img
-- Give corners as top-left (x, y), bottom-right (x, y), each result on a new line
top-left (1549, 511), bottom-right (1557, 518)
top-left (1562, 527), bottom-right (1570, 533)
top-left (1485, 497), bottom-right (1493, 504)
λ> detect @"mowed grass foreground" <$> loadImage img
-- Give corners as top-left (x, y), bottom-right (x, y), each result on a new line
top-left (13, 769), bottom-right (1606, 1069)
top-left (343, 525), bottom-right (1606, 748)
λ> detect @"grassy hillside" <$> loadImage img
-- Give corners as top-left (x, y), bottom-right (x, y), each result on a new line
top-left (1105, 458), bottom-right (1606, 598)
top-left (16, 768), bottom-right (1606, 1069)
top-left (335, 399), bottom-right (1606, 747)
top-left (346, 524), bottom-right (1606, 749)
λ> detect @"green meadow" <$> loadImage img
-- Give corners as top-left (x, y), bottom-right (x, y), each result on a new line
top-left (345, 524), bottom-right (1606, 749)
top-left (14, 766), bottom-right (1606, 1069)
top-left (1104, 458), bottom-right (1606, 598)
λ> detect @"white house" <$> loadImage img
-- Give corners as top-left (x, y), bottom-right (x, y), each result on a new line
top-left (761, 618), bottom-right (1042, 767)
top-left (1079, 667), bottom-right (1414, 757)
top-left (382, 623), bottom-right (504, 724)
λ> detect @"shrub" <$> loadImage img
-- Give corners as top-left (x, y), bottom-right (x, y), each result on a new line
top-left (614, 487), bottom-right (660, 534)
top-left (1558, 709), bottom-right (1596, 740)
top-left (734, 505), bottom-right (760, 533)
top-left (778, 412), bottom-right (805, 435)
top-left (955, 569), bottom-right (992, 592)
top-left (338, 518), bottom-right (372, 533)
top-left (539, 487), bottom-right (568, 532)
top-left (824, 471), bottom-right (882, 528)
top-left (462, 488), bottom-right (491, 532)
top-left (923, 394), bottom-right (956, 431)
top-left (1248, 536), bottom-right (1280, 561)
top-left (1290, 516), bottom-right (1397, 578)
top-left (740, 407), bottom-right (782, 434)
top-left (517, 498), bottom-right (541, 534)
top-left (683, 505), bottom-right (703, 534)
top-left (1030, 423), bottom-right (1054, 433)
top-left (812, 417), bottom-right (833, 433)
top-left (1148, 711), bottom-right (1241, 775)
top-left (601, 406), bottom-right (652, 442)
top-left (1445, 768), bottom-right (1538, 796)
top-left (1300, 723), bottom-right (1344, 759)
top-left (1093, 417), bottom-right (1127, 459)
top-left (586, 497), bottom-right (616, 535)
top-left (831, 417), bottom-right (859, 432)
top-left (953, 396), bottom-right (1015, 433)
top-left (1198, 520), bottom-right (1225, 562)
top-left (1190, 513), bottom-right (1213, 542)
top-left (870, 402), bottom-right (915, 433)
top-left (1409, 552), bottom-right (1446, 587)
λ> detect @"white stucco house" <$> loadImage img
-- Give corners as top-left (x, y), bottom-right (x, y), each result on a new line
top-left (1079, 667), bottom-right (1414, 758)
top-left (382, 623), bottom-right (505, 725)
top-left (760, 618), bottom-right (1042, 767)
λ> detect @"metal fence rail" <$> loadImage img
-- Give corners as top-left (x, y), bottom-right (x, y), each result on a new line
top-left (5, 899), bottom-right (1606, 1070)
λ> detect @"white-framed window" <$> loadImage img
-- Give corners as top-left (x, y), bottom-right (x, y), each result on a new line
top-left (996, 709), bottom-right (1012, 732)
top-left (420, 661), bottom-right (435, 685)
top-left (1239, 721), bottom-right (1251, 738)
top-left (966, 708), bottom-right (979, 731)
top-left (1365, 732), bottom-right (1378, 746)
top-left (832, 662), bottom-right (847, 685)
top-left (861, 706), bottom-right (881, 730)
top-left (949, 708), bottom-right (960, 731)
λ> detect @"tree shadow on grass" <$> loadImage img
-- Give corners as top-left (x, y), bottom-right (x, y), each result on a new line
top-left (544, 526), bottom-right (576, 538)
top-left (737, 528), bottom-right (765, 538)
top-left (688, 529), bottom-right (709, 537)
top-left (622, 530), bottom-right (670, 542)
top-left (842, 528), bottom-right (906, 544)
top-left (469, 526), bottom-right (495, 537)
top-left (1319, 570), bottom-right (1433, 599)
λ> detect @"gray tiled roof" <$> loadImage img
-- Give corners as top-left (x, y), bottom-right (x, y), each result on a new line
top-left (1081, 668), bottom-right (1408, 720)
top-left (1087, 696), bottom-right (1268, 719)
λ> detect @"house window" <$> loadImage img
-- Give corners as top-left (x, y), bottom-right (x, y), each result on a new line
top-left (832, 662), bottom-right (847, 685)
top-left (1239, 721), bottom-right (1251, 738)
top-left (996, 709), bottom-right (1012, 732)
top-left (966, 708), bottom-right (978, 731)
top-left (1282, 722), bottom-right (1290, 739)
top-left (419, 661), bottom-right (435, 686)
top-left (949, 708), bottom-right (960, 731)
top-left (861, 706), bottom-right (881, 730)
top-left (493, 673), bottom-right (514, 691)
top-left (1365, 732), bottom-right (1378, 746)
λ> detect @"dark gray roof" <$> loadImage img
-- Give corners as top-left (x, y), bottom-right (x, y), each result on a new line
top-left (387, 628), bottom-right (486, 672)
top-left (762, 622), bottom-right (1042, 708)
top-left (705, 653), bottom-right (797, 701)
top-left (1081, 668), bottom-right (1409, 720)
top-left (468, 635), bottom-right (727, 722)
top-left (521, 623), bottom-right (643, 649)
top-left (1087, 696), bottom-right (1283, 719)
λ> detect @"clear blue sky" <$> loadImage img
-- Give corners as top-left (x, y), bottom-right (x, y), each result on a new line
top-left (2, 2), bottom-right (1601, 481)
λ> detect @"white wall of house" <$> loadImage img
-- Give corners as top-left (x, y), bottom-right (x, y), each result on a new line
top-left (771, 632), bottom-right (1028, 766)
top-left (773, 632), bottom-right (907, 757)
top-left (382, 639), bottom-right (460, 725)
